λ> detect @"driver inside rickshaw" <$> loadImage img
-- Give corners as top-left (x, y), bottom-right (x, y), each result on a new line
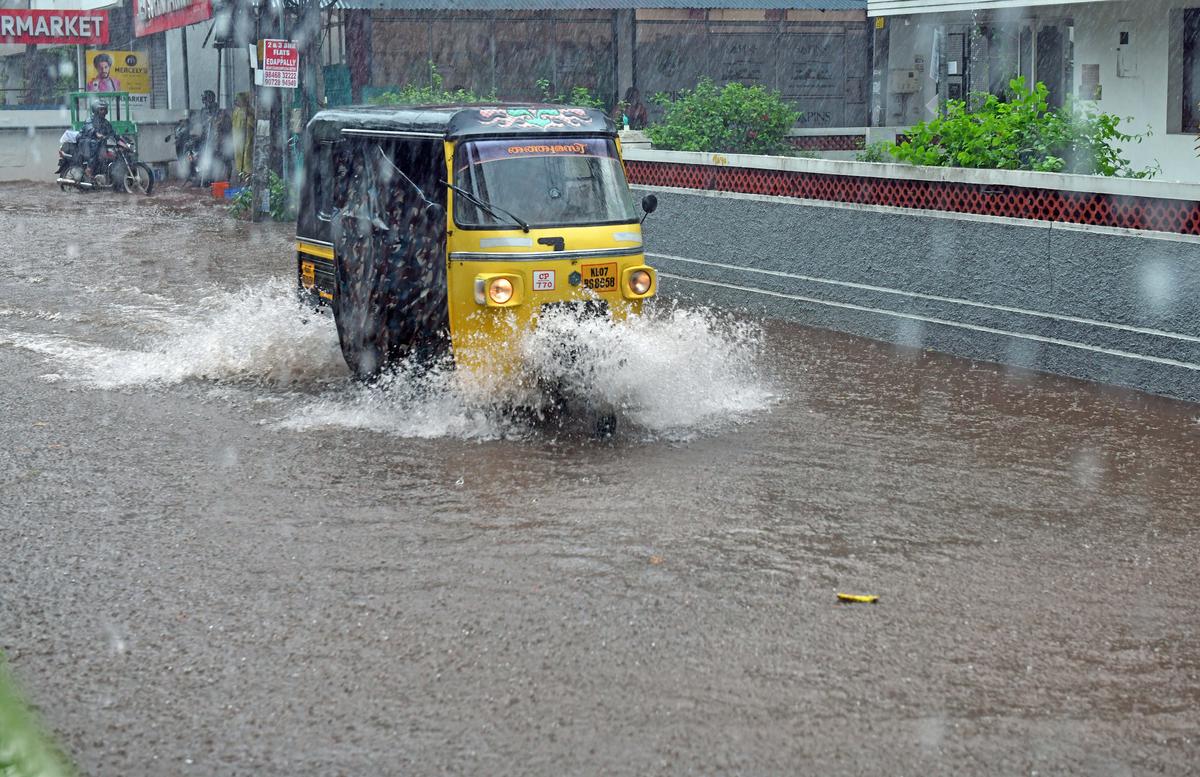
top-left (454, 138), bottom-right (637, 228)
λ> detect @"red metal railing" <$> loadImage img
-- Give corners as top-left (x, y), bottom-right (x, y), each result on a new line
top-left (627, 160), bottom-right (1200, 237)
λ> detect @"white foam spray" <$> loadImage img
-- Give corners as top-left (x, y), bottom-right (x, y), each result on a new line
top-left (2, 278), bottom-right (345, 388)
top-left (6, 279), bottom-right (774, 441)
top-left (286, 301), bottom-right (775, 441)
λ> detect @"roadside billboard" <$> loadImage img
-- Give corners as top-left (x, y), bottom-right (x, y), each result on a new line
top-left (260, 39), bottom-right (299, 89)
top-left (86, 50), bottom-right (152, 105)
top-left (0, 9), bottom-right (109, 45)
top-left (134, 0), bottom-right (212, 38)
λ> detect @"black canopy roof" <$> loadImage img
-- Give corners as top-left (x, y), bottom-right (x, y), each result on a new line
top-left (334, 1), bottom-right (865, 8)
top-left (308, 104), bottom-right (617, 141)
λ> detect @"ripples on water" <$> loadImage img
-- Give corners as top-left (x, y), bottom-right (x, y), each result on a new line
top-left (5, 279), bottom-right (775, 441)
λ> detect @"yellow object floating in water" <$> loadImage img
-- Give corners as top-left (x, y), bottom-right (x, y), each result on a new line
top-left (837, 593), bottom-right (879, 603)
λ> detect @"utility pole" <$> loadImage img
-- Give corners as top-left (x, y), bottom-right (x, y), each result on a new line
top-left (277, 0), bottom-right (287, 201)
top-left (180, 26), bottom-right (191, 109)
top-left (299, 0), bottom-right (322, 126)
top-left (251, 1), bottom-right (267, 222)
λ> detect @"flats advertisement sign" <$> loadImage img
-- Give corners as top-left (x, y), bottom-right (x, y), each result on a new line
top-left (260, 39), bottom-right (299, 89)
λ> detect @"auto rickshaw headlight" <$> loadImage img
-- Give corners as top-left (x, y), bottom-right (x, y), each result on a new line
top-left (473, 273), bottom-right (523, 307)
top-left (489, 277), bottom-right (513, 304)
top-left (621, 266), bottom-right (656, 299)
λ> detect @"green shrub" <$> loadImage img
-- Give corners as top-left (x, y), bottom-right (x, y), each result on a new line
top-left (535, 79), bottom-right (604, 109)
top-left (230, 170), bottom-right (293, 222)
top-left (369, 63), bottom-right (496, 106)
top-left (856, 141), bottom-right (894, 163)
top-left (1, 655), bottom-right (75, 777)
top-left (890, 78), bottom-right (1155, 177)
top-left (646, 78), bottom-right (800, 156)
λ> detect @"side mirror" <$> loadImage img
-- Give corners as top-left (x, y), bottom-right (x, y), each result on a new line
top-left (425, 202), bottom-right (446, 222)
top-left (641, 194), bottom-right (658, 215)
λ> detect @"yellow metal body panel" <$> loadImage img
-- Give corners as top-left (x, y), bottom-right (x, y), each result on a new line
top-left (294, 138), bottom-right (653, 374)
top-left (296, 242), bottom-right (335, 302)
top-left (297, 240), bottom-right (333, 259)
top-left (442, 140), bottom-right (652, 371)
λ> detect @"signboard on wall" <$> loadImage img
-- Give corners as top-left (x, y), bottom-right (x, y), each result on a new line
top-left (260, 39), bottom-right (299, 89)
top-left (134, 0), bottom-right (212, 38)
top-left (0, 10), bottom-right (109, 45)
top-left (86, 50), bottom-right (152, 105)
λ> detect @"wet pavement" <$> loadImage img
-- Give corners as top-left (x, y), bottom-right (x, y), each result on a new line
top-left (1, 180), bottom-right (1198, 776)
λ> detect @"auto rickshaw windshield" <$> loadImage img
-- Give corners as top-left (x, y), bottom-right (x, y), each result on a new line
top-left (453, 137), bottom-right (638, 229)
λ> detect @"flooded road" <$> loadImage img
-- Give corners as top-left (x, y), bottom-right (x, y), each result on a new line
top-left (2, 181), bottom-right (1198, 775)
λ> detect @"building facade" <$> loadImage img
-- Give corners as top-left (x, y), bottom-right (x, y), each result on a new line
top-left (327, 1), bottom-right (871, 129)
top-left (868, 0), bottom-right (1200, 179)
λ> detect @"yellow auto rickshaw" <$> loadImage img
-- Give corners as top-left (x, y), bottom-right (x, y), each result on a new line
top-left (295, 103), bottom-right (658, 380)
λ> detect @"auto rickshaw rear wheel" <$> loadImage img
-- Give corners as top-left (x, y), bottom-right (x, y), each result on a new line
top-left (332, 249), bottom-right (398, 380)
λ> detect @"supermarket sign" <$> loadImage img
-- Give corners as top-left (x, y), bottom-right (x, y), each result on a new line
top-left (260, 39), bottom-right (299, 89)
top-left (0, 10), bottom-right (109, 45)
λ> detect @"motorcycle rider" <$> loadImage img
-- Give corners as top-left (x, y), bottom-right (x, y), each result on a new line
top-left (80, 102), bottom-right (114, 181)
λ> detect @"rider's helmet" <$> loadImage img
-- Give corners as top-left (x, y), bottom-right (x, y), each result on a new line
top-left (91, 102), bottom-right (109, 119)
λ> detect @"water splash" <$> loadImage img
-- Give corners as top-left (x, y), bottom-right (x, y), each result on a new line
top-left (6, 278), bottom-right (774, 441)
top-left (520, 301), bottom-right (773, 432)
top-left (282, 358), bottom-right (511, 440)
top-left (285, 301), bottom-right (775, 440)
top-left (2, 279), bottom-right (344, 388)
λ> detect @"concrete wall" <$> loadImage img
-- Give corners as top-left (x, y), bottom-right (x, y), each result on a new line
top-left (165, 23), bottom-right (253, 112)
top-left (631, 159), bottom-right (1200, 403)
top-left (1069, 0), bottom-right (1200, 178)
top-left (0, 108), bottom-right (181, 181)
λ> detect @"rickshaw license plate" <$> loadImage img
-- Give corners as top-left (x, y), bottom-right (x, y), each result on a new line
top-left (301, 261), bottom-right (315, 287)
top-left (581, 262), bottom-right (618, 292)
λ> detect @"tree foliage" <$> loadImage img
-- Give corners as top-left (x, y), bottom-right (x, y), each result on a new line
top-left (890, 78), bottom-right (1156, 178)
top-left (646, 79), bottom-right (800, 156)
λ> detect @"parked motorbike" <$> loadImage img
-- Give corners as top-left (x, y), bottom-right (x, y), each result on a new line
top-left (57, 130), bottom-right (154, 195)
top-left (166, 120), bottom-right (201, 185)
top-left (166, 117), bottom-right (231, 186)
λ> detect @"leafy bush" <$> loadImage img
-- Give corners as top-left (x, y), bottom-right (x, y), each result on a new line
top-left (369, 63), bottom-right (496, 106)
top-left (1, 656), bottom-right (75, 777)
top-left (646, 78), bottom-right (800, 156)
top-left (856, 141), bottom-right (894, 163)
top-left (535, 79), bottom-right (604, 109)
top-left (230, 171), bottom-right (293, 222)
top-left (890, 78), bottom-right (1155, 177)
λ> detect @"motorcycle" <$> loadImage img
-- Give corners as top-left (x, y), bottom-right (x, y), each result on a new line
top-left (166, 115), bottom-right (232, 187)
top-left (166, 119), bottom-right (201, 185)
top-left (57, 130), bottom-right (155, 195)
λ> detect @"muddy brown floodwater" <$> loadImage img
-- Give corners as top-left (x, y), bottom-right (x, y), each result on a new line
top-left (1, 181), bottom-right (1198, 776)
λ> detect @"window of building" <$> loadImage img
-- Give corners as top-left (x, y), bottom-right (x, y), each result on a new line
top-left (1183, 9), bottom-right (1200, 133)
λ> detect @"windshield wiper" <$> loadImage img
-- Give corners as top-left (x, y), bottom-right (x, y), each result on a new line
top-left (445, 182), bottom-right (530, 232)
